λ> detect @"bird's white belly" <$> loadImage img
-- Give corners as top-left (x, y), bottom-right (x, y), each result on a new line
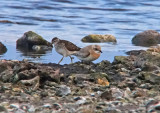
top-left (56, 48), bottom-right (68, 57)
top-left (77, 55), bottom-right (96, 61)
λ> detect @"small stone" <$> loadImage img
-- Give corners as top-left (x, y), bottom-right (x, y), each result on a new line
top-left (124, 87), bottom-right (131, 99)
top-left (53, 103), bottom-right (61, 110)
top-left (101, 90), bottom-right (113, 100)
top-left (131, 68), bottom-right (142, 73)
top-left (75, 97), bottom-right (86, 105)
top-left (56, 85), bottom-right (71, 96)
top-left (43, 103), bottom-right (52, 108)
top-left (121, 68), bottom-right (129, 73)
top-left (111, 87), bottom-right (123, 99)
top-left (15, 109), bottom-right (25, 113)
top-left (20, 104), bottom-right (29, 111)
top-left (132, 88), bottom-right (147, 98)
top-left (40, 91), bottom-right (48, 97)
top-left (12, 88), bottom-right (21, 92)
top-left (28, 105), bottom-right (35, 112)
top-left (10, 103), bottom-right (20, 109)
top-left (90, 93), bottom-right (95, 97)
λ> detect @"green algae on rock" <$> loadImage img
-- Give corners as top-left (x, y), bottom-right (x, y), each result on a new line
top-left (81, 34), bottom-right (117, 43)
top-left (16, 31), bottom-right (52, 50)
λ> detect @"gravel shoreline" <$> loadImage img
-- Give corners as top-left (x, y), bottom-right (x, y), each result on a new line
top-left (0, 50), bottom-right (160, 113)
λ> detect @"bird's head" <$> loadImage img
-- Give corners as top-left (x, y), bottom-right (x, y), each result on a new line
top-left (51, 37), bottom-right (60, 45)
top-left (93, 45), bottom-right (102, 54)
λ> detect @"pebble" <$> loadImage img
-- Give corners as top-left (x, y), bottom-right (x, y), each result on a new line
top-left (56, 85), bottom-right (71, 96)
top-left (28, 105), bottom-right (35, 112)
top-left (10, 103), bottom-right (20, 109)
top-left (75, 97), bottom-right (86, 105)
top-left (43, 103), bottom-right (52, 108)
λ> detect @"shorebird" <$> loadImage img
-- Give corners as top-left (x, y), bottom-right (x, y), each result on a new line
top-left (51, 37), bottom-right (81, 64)
top-left (73, 45), bottom-right (102, 62)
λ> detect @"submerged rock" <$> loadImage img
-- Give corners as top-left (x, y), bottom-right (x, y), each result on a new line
top-left (16, 31), bottom-right (52, 50)
top-left (0, 42), bottom-right (7, 55)
top-left (132, 30), bottom-right (160, 46)
top-left (81, 34), bottom-right (117, 43)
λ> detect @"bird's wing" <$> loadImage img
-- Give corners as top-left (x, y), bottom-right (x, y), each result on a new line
top-left (74, 48), bottom-right (90, 58)
top-left (61, 40), bottom-right (81, 51)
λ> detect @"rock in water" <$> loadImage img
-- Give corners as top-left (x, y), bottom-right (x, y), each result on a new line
top-left (132, 30), bottom-right (160, 47)
top-left (81, 34), bottom-right (117, 43)
top-left (0, 42), bottom-right (7, 55)
top-left (16, 31), bottom-right (52, 50)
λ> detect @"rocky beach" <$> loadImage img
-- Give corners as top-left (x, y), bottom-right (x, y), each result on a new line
top-left (1, 0), bottom-right (160, 112)
top-left (0, 47), bottom-right (160, 112)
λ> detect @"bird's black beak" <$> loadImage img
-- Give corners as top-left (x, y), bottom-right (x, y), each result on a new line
top-left (100, 50), bottom-right (102, 53)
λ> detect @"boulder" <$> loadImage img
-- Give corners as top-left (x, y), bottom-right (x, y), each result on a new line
top-left (16, 31), bottom-right (52, 50)
top-left (0, 42), bottom-right (7, 55)
top-left (132, 30), bottom-right (160, 46)
top-left (81, 34), bottom-right (117, 43)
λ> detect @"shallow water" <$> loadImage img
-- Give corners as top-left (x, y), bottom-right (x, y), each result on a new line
top-left (0, 0), bottom-right (160, 64)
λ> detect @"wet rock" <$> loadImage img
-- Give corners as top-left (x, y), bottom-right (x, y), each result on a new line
top-left (0, 42), bottom-right (7, 55)
top-left (81, 34), bottom-right (117, 43)
top-left (113, 56), bottom-right (128, 64)
top-left (126, 50), bottom-right (146, 56)
top-left (56, 85), bottom-right (71, 96)
top-left (132, 30), bottom-right (160, 46)
top-left (16, 31), bottom-right (52, 50)
top-left (0, 20), bottom-right (16, 24)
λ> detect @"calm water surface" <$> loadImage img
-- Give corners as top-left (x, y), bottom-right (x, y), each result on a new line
top-left (0, 0), bottom-right (160, 64)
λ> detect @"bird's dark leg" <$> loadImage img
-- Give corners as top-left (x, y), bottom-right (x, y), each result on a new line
top-left (69, 56), bottom-right (74, 63)
top-left (58, 56), bottom-right (64, 64)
